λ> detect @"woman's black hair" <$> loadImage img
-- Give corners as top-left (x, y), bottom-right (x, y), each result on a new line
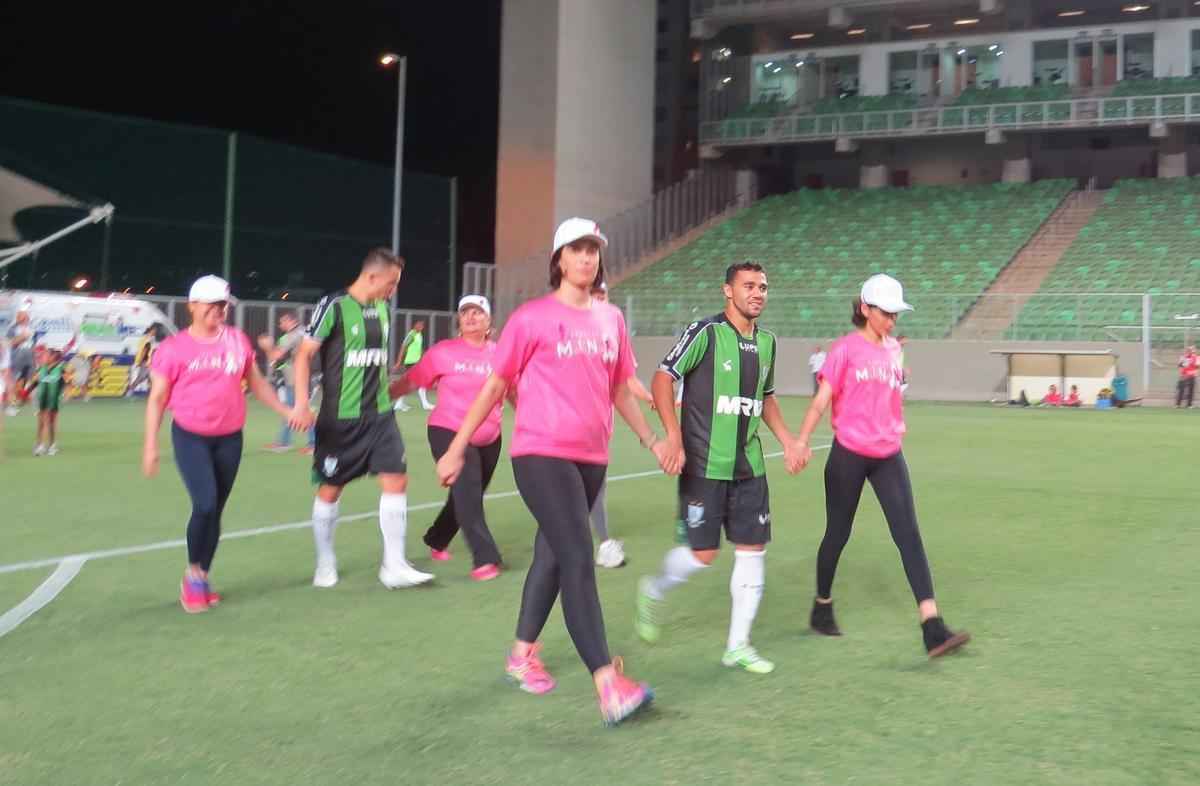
top-left (851, 297), bottom-right (867, 327)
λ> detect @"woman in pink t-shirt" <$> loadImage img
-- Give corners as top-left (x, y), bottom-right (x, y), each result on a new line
top-left (436, 218), bottom-right (672, 727)
top-left (795, 274), bottom-right (970, 658)
top-left (390, 294), bottom-right (505, 579)
top-left (143, 276), bottom-right (296, 614)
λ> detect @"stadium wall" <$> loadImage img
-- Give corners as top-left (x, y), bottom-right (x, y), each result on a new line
top-left (496, 0), bottom-right (655, 269)
top-left (631, 337), bottom-right (1147, 402)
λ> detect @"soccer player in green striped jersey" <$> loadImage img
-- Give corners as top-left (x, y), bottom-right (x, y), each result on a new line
top-left (638, 262), bottom-right (805, 674)
top-left (291, 248), bottom-right (434, 590)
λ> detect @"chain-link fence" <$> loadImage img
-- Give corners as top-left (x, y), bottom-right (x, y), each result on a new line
top-left (145, 295), bottom-right (455, 362)
top-left (0, 98), bottom-right (453, 309)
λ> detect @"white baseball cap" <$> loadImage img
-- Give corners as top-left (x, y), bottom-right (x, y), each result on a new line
top-left (188, 275), bottom-right (234, 304)
top-left (457, 294), bottom-right (491, 316)
top-left (553, 217), bottom-right (608, 255)
top-left (860, 274), bottom-right (913, 313)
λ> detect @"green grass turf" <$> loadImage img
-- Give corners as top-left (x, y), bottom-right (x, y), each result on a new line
top-left (0, 399), bottom-right (1197, 785)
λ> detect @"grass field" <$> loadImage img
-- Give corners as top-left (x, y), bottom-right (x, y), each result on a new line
top-left (0, 398), bottom-right (1197, 786)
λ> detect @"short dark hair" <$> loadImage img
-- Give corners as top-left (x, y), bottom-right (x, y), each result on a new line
top-left (725, 261), bottom-right (765, 284)
top-left (362, 247), bottom-right (404, 272)
top-left (851, 297), bottom-right (867, 327)
top-left (549, 246), bottom-right (605, 289)
top-left (280, 310), bottom-right (299, 322)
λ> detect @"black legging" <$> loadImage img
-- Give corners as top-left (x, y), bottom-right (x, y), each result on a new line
top-left (1177, 377), bottom-right (1195, 408)
top-left (512, 456), bottom-right (609, 673)
top-left (171, 422), bottom-right (242, 572)
top-left (424, 425), bottom-right (503, 567)
top-left (817, 439), bottom-right (935, 604)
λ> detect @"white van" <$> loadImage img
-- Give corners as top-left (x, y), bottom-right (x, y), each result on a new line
top-left (0, 290), bottom-right (176, 398)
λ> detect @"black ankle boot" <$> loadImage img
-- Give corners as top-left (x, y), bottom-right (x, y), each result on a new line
top-left (921, 616), bottom-right (970, 658)
top-left (810, 598), bottom-right (842, 636)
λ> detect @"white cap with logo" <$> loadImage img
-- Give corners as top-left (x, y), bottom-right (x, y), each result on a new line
top-left (860, 274), bottom-right (913, 313)
top-left (457, 294), bottom-right (491, 316)
top-left (188, 275), bottom-right (235, 304)
top-left (553, 217), bottom-right (608, 255)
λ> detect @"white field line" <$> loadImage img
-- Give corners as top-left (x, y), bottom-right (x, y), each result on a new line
top-left (0, 557), bottom-right (88, 638)
top-left (0, 445), bottom-right (832, 578)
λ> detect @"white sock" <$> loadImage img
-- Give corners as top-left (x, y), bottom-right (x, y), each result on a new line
top-left (647, 546), bottom-right (707, 600)
top-left (312, 498), bottom-right (339, 569)
top-left (379, 493), bottom-right (408, 569)
top-left (727, 549), bottom-right (766, 651)
top-left (418, 388), bottom-right (432, 407)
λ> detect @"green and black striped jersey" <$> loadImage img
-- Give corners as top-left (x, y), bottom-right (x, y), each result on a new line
top-left (659, 314), bottom-right (777, 481)
top-left (306, 291), bottom-right (392, 422)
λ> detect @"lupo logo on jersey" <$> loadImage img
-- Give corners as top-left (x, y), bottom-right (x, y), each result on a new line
top-left (716, 395), bottom-right (763, 416)
top-left (345, 348), bottom-right (386, 368)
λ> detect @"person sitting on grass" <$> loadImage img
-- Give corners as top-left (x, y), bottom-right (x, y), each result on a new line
top-left (1063, 385), bottom-right (1082, 408)
top-left (1040, 384), bottom-right (1062, 407)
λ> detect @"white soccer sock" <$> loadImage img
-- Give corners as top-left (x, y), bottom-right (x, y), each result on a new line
top-left (728, 549), bottom-right (766, 651)
top-left (379, 493), bottom-right (408, 569)
top-left (648, 546), bottom-right (707, 600)
top-left (312, 498), bottom-right (340, 568)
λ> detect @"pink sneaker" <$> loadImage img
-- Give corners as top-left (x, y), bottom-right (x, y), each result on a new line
top-left (505, 642), bottom-right (556, 694)
top-left (598, 657), bottom-right (655, 727)
top-left (470, 563), bottom-right (500, 581)
top-left (430, 548), bottom-right (452, 562)
top-left (206, 590), bottom-right (222, 606)
top-left (180, 577), bottom-right (209, 614)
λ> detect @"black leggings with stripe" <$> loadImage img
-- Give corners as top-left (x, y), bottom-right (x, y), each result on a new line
top-left (512, 456), bottom-right (610, 673)
top-left (817, 440), bottom-right (935, 604)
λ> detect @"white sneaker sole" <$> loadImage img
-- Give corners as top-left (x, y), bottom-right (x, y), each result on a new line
top-left (378, 567), bottom-right (434, 589)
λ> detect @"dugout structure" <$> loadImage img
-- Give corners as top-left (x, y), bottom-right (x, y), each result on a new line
top-left (991, 349), bottom-right (1117, 406)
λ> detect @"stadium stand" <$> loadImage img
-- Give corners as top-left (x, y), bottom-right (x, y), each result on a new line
top-left (612, 179), bottom-right (1075, 338)
top-left (1007, 177), bottom-right (1200, 341)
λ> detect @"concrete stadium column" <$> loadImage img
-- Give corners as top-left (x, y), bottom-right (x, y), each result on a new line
top-left (999, 134), bottom-right (1031, 184)
top-left (1156, 125), bottom-right (1188, 178)
top-left (735, 169), bottom-right (759, 207)
top-left (496, 0), bottom-right (655, 294)
top-left (859, 142), bottom-right (890, 189)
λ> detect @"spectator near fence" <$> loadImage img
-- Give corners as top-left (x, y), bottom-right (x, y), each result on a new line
top-left (1177, 345), bottom-right (1197, 409)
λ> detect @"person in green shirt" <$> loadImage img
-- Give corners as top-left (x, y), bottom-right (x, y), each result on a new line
top-left (392, 320), bottom-right (432, 411)
top-left (637, 261), bottom-right (805, 675)
top-left (29, 346), bottom-right (66, 456)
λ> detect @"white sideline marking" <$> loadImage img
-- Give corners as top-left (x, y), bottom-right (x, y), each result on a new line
top-left (0, 557), bottom-right (88, 638)
top-left (0, 445), bottom-right (831, 578)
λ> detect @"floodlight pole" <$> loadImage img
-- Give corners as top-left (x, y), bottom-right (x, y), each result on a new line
top-left (388, 55), bottom-right (407, 363)
top-left (391, 57), bottom-right (406, 279)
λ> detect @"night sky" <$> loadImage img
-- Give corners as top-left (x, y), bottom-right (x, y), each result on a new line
top-left (0, 0), bottom-right (502, 264)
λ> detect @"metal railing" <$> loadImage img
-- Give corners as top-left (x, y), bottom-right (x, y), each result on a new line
top-left (691, 0), bottom-right (828, 19)
top-left (701, 93), bottom-right (1200, 146)
top-left (496, 170), bottom-right (744, 318)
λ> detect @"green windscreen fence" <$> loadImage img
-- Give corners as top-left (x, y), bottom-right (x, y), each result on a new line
top-left (0, 97), bottom-right (452, 309)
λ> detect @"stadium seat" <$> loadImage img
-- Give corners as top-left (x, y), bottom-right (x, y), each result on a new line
top-left (612, 180), bottom-right (1075, 338)
top-left (1012, 177), bottom-right (1200, 340)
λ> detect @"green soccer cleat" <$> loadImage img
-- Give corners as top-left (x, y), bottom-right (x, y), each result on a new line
top-left (635, 577), bottom-right (662, 644)
top-left (721, 644), bottom-right (775, 674)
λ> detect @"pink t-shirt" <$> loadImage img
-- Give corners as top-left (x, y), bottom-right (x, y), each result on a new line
top-left (819, 331), bottom-right (906, 459)
top-left (405, 338), bottom-right (502, 446)
top-left (492, 295), bottom-right (636, 464)
top-left (151, 327), bottom-right (256, 436)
